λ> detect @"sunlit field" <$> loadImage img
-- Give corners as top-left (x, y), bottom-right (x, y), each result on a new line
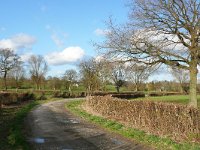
top-left (135, 95), bottom-right (200, 108)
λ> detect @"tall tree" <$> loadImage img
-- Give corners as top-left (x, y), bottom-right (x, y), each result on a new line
top-left (97, 0), bottom-right (200, 107)
top-left (28, 55), bottom-right (48, 90)
top-left (0, 49), bottom-right (20, 90)
top-left (63, 69), bottom-right (78, 92)
top-left (79, 58), bottom-right (101, 95)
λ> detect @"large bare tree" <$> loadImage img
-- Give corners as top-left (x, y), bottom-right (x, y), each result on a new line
top-left (0, 49), bottom-right (20, 90)
top-left (28, 55), bottom-right (48, 90)
top-left (96, 0), bottom-right (200, 107)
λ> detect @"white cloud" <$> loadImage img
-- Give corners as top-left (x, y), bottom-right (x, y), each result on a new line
top-left (51, 34), bottom-right (64, 47)
top-left (0, 33), bottom-right (36, 51)
top-left (94, 28), bottom-right (110, 36)
top-left (46, 25), bottom-right (68, 47)
top-left (45, 46), bottom-right (85, 65)
top-left (20, 52), bottom-right (33, 62)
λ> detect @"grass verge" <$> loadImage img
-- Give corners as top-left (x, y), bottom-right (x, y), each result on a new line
top-left (66, 100), bottom-right (200, 150)
top-left (0, 101), bottom-right (39, 150)
top-left (0, 98), bottom-right (63, 150)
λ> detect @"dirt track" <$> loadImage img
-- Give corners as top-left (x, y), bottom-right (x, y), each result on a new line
top-left (25, 99), bottom-right (151, 150)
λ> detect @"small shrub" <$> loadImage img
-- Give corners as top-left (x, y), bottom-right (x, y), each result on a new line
top-left (53, 91), bottom-right (62, 98)
top-left (37, 92), bottom-right (47, 100)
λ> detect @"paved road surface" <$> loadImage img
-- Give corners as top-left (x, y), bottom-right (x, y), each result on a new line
top-left (25, 99), bottom-right (152, 150)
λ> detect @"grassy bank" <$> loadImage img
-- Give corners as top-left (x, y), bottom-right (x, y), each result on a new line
top-left (0, 98), bottom-right (62, 150)
top-left (0, 101), bottom-right (39, 150)
top-left (66, 100), bottom-right (200, 150)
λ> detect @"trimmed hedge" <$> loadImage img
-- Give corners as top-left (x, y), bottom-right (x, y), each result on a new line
top-left (0, 92), bottom-right (36, 106)
top-left (92, 92), bottom-right (145, 99)
top-left (53, 91), bottom-right (86, 98)
top-left (148, 92), bottom-right (182, 97)
top-left (85, 96), bottom-right (200, 143)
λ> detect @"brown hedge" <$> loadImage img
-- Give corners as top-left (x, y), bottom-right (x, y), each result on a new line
top-left (0, 92), bottom-right (36, 106)
top-left (85, 96), bottom-right (200, 143)
top-left (92, 91), bottom-right (145, 99)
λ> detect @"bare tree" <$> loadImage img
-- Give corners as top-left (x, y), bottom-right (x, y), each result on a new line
top-left (9, 62), bottom-right (25, 90)
top-left (96, 0), bottom-right (200, 107)
top-left (79, 58), bottom-right (101, 95)
top-left (47, 76), bottom-right (62, 90)
top-left (63, 69), bottom-right (78, 92)
top-left (28, 55), bottom-right (48, 90)
top-left (109, 63), bottom-right (126, 93)
top-left (125, 63), bottom-right (154, 91)
top-left (170, 67), bottom-right (189, 93)
top-left (95, 58), bottom-right (113, 91)
top-left (0, 49), bottom-right (20, 90)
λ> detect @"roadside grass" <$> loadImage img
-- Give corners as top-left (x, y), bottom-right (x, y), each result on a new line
top-left (0, 98), bottom-right (63, 150)
top-left (134, 95), bottom-right (200, 107)
top-left (66, 100), bottom-right (200, 150)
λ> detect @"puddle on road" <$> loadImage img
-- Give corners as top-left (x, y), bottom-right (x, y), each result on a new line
top-left (33, 138), bottom-right (45, 144)
top-left (70, 119), bottom-right (79, 124)
top-left (60, 119), bottom-right (79, 124)
top-left (111, 138), bottom-right (123, 145)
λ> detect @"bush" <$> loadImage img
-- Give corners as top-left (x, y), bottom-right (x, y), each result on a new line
top-left (92, 91), bottom-right (145, 99)
top-left (53, 91), bottom-right (86, 98)
top-left (19, 93), bottom-right (36, 101)
top-left (36, 92), bottom-right (47, 100)
top-left (0, 92), bottom-right (18, 105)
top-left (0, 92), bottom-right (36, 105)
top-left (148, 92), bottom-right (182, 97)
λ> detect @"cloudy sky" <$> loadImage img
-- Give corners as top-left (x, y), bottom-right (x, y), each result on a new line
top-left (0, 0), bottom-right (174, 80)
top-left (0, 0), bottom-right (131, 77)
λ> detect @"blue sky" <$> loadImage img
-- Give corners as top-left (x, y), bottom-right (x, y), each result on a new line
top-left (0, 0), bottom-right (174, 80)
top-left (0, 0), bottom-right (130, 77)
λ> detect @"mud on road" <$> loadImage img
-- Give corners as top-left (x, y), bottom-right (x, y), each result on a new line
top-left (25, 99), bottom-right (151, 150)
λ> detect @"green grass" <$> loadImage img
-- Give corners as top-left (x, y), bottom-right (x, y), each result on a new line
top-left (0, 101), bottom-right (39, 150)
top-left (66, 100), bottom-right (200, 150)
top-left (0, 98), bottom-right (63, 150)
top-left (134, 95), bottom-right (200, 107)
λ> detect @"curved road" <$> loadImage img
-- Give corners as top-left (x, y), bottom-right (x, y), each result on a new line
top-left (25, 99), bottom-right (151, 150)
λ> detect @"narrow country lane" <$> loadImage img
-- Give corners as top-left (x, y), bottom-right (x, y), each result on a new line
top-left (25, 99), bottom-right (151, 150)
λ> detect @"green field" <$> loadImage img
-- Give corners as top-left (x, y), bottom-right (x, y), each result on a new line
top-left (134, 95), bottom-right (200, 107)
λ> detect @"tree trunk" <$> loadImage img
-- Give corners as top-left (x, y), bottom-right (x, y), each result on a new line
top-left (3, 72), bottom-right (7, 91)
top-left (135, 83), bottom-right (138, 91)
top-left (116, 86), bottom-right (120, 93)
top-left (189, 60), bottom-right (198, 108)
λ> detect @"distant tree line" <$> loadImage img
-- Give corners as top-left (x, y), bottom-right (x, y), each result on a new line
top-left (0, 48), bottom-right (192, 95)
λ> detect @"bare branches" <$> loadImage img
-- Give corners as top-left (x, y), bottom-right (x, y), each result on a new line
top-left (28, 55), bottom-right (48, 90)
top-left (95, 0), bottom-right (200, 106)
top-left (0, 48), bottom-right (21, 90)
